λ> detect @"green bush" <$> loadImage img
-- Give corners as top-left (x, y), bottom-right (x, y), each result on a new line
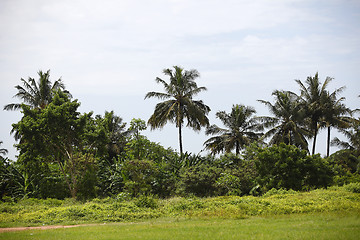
top-left (263, 188), bottom-right (297, 197)
top-left (134, 195), bottom-right (158, 209)
top-left (252, 143), bottom-right (333, 192)
top-left (177, 164), bottom-right (221, 197)
top-left (343, 182), bottom-right (360, 193)
top-left (122, 159), bottom-right (158, 197)
top-left (216, 173), bottom-right (242, 196)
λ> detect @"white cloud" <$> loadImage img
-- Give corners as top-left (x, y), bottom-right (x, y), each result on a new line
top-left (1, 0), bottom-right (359, 159)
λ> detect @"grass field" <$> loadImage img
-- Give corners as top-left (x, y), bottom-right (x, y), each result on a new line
top-left (0, 185), bottom-right (359, 239)
top-left (0, 213), bottom-right (359, 240)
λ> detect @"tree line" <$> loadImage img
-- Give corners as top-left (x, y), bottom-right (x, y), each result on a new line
top-left (0, 67), bottom-right (359, 200)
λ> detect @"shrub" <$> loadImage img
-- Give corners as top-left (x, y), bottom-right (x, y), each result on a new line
top-left (216, 173), bottom-right (242, 196)
top-left (343, 182), bottom-right (360, 193)
top-left (253, 143), bottom-right (333, 192)
top-left (134, 195), bottom-right (158, 209)
top-left (177, 164), bottom-right (221, 197)
top-left (263, 188), bottom-right (297, 197)
top-left (122, 159), bottom-right (158, 197)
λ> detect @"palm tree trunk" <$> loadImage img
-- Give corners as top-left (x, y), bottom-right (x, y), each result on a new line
top-left (327, 126), bottom-right (331, 157)
top-left (312, 126), bottom-right (318, 155)
top-left (178, 124), bottom-right (183, 155)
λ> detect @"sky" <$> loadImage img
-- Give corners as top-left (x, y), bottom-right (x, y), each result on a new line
top-left (1, 0), bottom-right (359, 160)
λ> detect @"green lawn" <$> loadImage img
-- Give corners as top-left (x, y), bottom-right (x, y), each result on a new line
top-left (1, 213), bottom-right (359, 240)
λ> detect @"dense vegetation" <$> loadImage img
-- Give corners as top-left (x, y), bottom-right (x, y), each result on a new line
top-left (1, 67), bottom-right (359, 201)
top-left (0, 184), bottom-right (359, 227)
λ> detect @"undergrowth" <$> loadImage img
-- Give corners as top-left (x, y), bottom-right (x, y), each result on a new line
top-left (0, 184), bottom-right (359, 227)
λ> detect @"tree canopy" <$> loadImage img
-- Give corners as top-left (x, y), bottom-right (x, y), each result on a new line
top-left (145, 66), bottom-right (210, 155)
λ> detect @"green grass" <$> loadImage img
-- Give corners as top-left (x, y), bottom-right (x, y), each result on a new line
top-left (0, 186), bottom-right (359, 239)
top-left (0, 186), bottom-right (360, 228)
top-left (0, 213), bottom-right (359, 240)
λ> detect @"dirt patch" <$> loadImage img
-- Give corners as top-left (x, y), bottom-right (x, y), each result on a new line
top-left (0, 224), bottom-right (83, 232)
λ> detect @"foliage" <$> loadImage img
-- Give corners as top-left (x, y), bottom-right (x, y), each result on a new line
top-left (177, 163), bottom-right (221, 197)
top-left (122, 159), bottom-right (158, 197)
top-left (94, 111), bottom-right (130, 163)
top-left (343, 182), bottom-right (360, 193)
top-left (331, 117), bottom-right (360, 152)
top-left (204, 104), bottom-right (262, 155)
top-left (295, 72), bottom-right (333, 155)
top-left (328, 149), bottom-right (360, 174)
top-left (0, 187), bottom-right (359, 228)
top-left (96, 157), bottom-right (125, 197)
top-left (216, 173), bottom-right (242, 196)
top-left (258, 90), bottom-right (311, 151)
top-left (145, 66), bottom-right (210, 154)
top-left (3, 70), bottom-right (71, 111)
top-left (250, 143), bottom-right (333, 192)
top-left (0, 141), bottom-right (8, 159)
top-left (320, 86), bottom-right (352, 157)
top-left (12, 91), bottom-right (101, 199)
top-left (3, 69), bottom-right (359, 202)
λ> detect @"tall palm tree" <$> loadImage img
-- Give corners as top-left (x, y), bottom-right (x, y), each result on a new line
top-left (145, 66), bottom-right (210, 155)
top-left (321, 87), bottom-right (352, 157)
top-left (258, 90), bottom-right (311, 151)
top-left (295, 72), bottom-right (332, 155)
top-left (204, 104), bottom-right (262, 155)
top-left (4, 70), bottom-right (70, 111)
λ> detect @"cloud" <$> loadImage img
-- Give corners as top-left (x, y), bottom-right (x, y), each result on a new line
top-left (1, 0), bottom-right (360, 159)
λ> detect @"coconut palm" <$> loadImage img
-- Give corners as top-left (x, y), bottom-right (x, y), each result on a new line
top-left (321, 87), bottom-right (352, 157)
top-left (0, 141), bottom-right (8, 158)
top-left (204, 104), bottom-right (262, 155)
top-left (295, 72), bottom-right (332, 155)
top-left (258, 90), bottom-right (311, 151)
top-left (95, 111), bottom-right (130, 162)
top-left (4, 70), bottom-right (70, 111)
top-left (145, 66), bottom-right (210, 155)
top-left (331, 118), bottom-right (360, 152)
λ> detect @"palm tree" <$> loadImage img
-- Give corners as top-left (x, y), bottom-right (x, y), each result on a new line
top-left (4, 70), bottom-right (70, 111)
top-left (295, 72), bottom-right (332, 155)
top-left (0, 141), bottom-right (8, 158)
top-left (204, 104), bottom-right (262, 155)
top-left (257, 90), bottom-right (311, 151)
top-left (145, 66), bottom-right (210, 155)
top-left (321, 87), bottom-right (352, 157)
top-left (95, 111), bottom-right (130, 162)
top-left (331, 117), bottom-right (360, 151)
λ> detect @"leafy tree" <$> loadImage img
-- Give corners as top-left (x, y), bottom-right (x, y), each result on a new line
top-left (177, 163), bottom-right (222, 197)
top-left (12, 91), bottom-right (101, 198)
top-left (258, 90), bottom-right (311, 151)
top-left (329, 149), bottom-right (360, 176)
top-left (128, 118), bottom-right (147, 160)
top-left (251, 143), bottom-right (333, 192)
top-left (4, 70), bottom-right (70, 111)
top-left (204, 104), bottom-right (262, 155)
top-left (295, 72), bottom-right (332, 155)
top-left (145, 66), bottom-right (211, 155)
top-left (122, 159), bottom-right (158, 197)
